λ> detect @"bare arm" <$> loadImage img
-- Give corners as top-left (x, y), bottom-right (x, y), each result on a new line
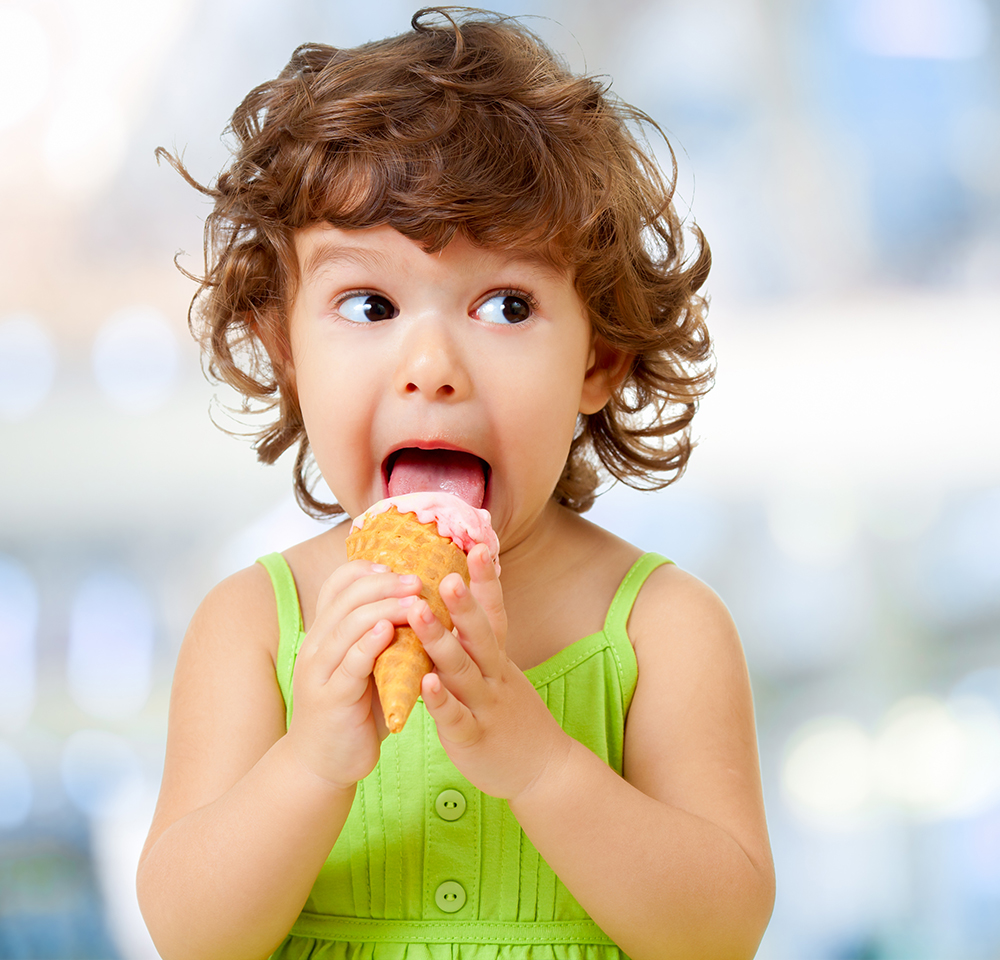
top-left (509, 567), bottom-right (773, 958)
top-left (417, 553), bottom-right (774, 960)
top-left (137, 560), bottom-right (420, 960)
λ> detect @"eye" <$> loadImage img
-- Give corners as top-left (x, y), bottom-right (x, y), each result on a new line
top-left (475, 292), bottom-right (534, 325)
top-left (338, 293), bottom-right (398, 323)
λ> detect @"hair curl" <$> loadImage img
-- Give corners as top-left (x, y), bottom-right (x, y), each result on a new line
top-left (161, 6), bottom-right (713, 518)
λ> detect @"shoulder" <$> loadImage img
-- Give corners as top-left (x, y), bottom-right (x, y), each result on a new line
top-left (180, 561), bottom-right (282, 674)
top-left (628, 562), bottom-right (740, 661)
top-left (190, 561), bottom-right (279, 638)
top-left (626, 563), bottom-right (750, 723)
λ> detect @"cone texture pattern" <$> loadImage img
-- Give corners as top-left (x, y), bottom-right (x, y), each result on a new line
top-left (345, 506), bottom-right (469, 732)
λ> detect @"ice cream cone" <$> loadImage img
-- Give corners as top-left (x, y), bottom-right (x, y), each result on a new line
top-left (345, 505), bottom-right (470, 733)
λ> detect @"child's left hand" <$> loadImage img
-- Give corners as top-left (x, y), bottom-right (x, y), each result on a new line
top-left (407, 543), bottom-right (570, 800)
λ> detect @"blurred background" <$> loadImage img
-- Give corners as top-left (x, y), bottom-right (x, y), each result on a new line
top-left (1, 0), bottom-right (998, 957)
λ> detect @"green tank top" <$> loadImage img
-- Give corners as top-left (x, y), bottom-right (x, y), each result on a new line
top-left (258, 551), bottom-right (670, 959)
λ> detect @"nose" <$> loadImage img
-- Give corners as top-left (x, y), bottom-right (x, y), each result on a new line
top-left (393, 318), bottom-right (471, 401)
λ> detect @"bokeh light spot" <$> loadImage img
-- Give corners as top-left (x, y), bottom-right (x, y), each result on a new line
top-left (783, 716), bottom-right (874, 821)
top-left (848, 0), bottom-right (991, 59)
top-left (0, 314), bottom-right (56, 421)
top-left (874, 696), bottom-right (968, 811)
top-left (91, 305), bottom-right (180, 414)
top-left (67, 570), bottom-right (154, 720)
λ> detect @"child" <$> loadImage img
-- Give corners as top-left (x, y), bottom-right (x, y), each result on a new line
top-left (137, 7), bottom-right (774, 959)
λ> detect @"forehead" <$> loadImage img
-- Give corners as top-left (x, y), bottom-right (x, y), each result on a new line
top-left (294, 223), bottom-right (572, 286)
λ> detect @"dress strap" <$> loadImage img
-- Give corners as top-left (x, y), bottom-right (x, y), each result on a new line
top-left (256, 552), bottom-right (304, 724)
top-left (603, 552), bottom-right (672, 638)
top-left (588, 552), bottom-right (670, 720)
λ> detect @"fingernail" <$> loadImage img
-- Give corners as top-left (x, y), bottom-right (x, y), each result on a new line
top-left (452, 579), bottom-right (467, 598)
top-left (399, 595), bottom-right (416, 607)
top-left (372, 563), bottom-right (390, 572)
top-left (400, 574), bottom-right (420, 586)
top-left (420, 604), bottom-right (435, 624)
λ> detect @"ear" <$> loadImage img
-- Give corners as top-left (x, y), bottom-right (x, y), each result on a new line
top-left (579, 339), bottom-right (630, 415)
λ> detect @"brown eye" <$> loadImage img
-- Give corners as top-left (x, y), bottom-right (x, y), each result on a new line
top-left (339, 294), bottom-right (398, 323)
top-left (477, 293), bottom-right (533, 325)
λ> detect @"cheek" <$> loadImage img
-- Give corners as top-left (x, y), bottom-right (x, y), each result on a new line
top-left (493, 349), bottom-right (588, 454)
top-left (293, 359), bottom-right (359, 460)
top-left (521, 337), bottom-right (591, 415)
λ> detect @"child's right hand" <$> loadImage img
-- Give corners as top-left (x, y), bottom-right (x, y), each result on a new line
top-left (285, 561), bottom-right (423, 790)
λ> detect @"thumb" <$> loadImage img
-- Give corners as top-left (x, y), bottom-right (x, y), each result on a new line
top-left (467, 542), bottom-right (506, 648)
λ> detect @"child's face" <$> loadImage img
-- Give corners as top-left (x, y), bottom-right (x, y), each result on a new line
top-left (286, 224), bottom-right (612, 547)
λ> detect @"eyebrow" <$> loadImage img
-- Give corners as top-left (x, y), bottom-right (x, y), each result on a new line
top-left (488, 255), bottom-right (566, 282)
top-left (462, 246), bottom-right (572, 287)
top-left (299, 240), bottom-right (393, 281)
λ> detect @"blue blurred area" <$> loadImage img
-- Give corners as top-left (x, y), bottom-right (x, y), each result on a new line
top-left (807, 1), bottom-right (997, 284)
top-left (0, 818), bottom-right (121, 960)
top-left (1, 1), bottom-right (999, 958)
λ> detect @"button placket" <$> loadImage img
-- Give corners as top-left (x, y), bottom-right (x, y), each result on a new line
top-left (424, 730), bottom-right (478, 917)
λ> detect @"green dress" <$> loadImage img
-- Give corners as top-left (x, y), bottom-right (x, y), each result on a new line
top-left (257, 551), bottom-right (670, 959)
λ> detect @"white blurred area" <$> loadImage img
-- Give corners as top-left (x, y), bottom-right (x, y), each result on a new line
top-left (1, 0), bottom-right (998, 958)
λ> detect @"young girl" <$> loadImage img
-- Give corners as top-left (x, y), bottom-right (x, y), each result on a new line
top-left (137, 8), bottom-right (774, 959)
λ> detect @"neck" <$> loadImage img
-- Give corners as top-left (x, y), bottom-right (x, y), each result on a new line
top-left (497, 498), bottom-right (566, 580)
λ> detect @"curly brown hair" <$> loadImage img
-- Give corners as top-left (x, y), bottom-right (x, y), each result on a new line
top-left (161, 6), bottom-right (713, 518)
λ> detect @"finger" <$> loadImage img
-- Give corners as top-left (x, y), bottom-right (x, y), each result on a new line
top-left (314, 559), bottom-right (391, 610)
top-left (300, 566), bottom-right (422, 662)
top-left (327, 617), bottom-right (395, 703)
top-left (438, 572), bottom-right (503, 680)
top-left (406, 599), bottom-right (486, 700)
top-left (421, 671), bottom-right (480, 747)
top-left (466, 543), bottom-right (507, 649)
top-left (316, 564), bottom-right (423, 624)
top-left (301, 594), bottom-right (419, 678)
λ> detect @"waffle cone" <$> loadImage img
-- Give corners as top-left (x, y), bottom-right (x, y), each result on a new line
top-left (345, 506), bottom-right (469, 733)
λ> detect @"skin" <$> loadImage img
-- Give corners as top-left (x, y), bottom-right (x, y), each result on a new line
top-left (137, 225), bottom-right (774, 960)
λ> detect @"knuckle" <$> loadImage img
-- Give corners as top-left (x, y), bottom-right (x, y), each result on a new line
top-left (446, 701), bottom-right (471, 732)
top-left (316, 578), bottom-right (340, 610)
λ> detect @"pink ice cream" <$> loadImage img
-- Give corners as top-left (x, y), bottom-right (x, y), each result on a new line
top-left (352, 492), bottom-right (501, 574)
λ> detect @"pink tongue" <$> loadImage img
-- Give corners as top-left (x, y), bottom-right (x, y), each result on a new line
top-left (388, 449), bottom-right (486, 508)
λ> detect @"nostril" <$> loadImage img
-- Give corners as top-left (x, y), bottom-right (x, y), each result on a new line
top-left (406, 381), bottom-right (455, 396)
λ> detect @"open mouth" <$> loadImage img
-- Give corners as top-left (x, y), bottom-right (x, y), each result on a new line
top-left (384, 447), bottom-right (490, 509)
